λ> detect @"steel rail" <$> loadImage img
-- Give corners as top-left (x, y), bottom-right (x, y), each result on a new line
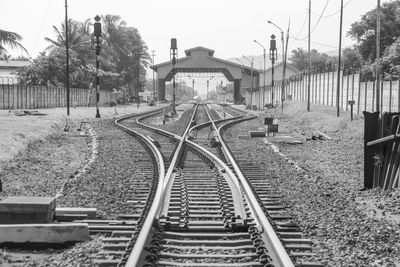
top-left (124, 102), bottom-right (199, 267)
top-left (114, 114), bottom-right (166, 267)
top-left (216, 116), bottom-right (295, 267)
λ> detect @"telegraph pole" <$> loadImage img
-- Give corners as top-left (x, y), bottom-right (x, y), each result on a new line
top-left (151, 50), bottom-right (156, 101)
top-left (307, 0), bottom-right (311, 112)
top-left (336, 0), bottom-right (344, 117)
top-left (376, 0), bottom-right (381, 113)
top-left (93, 15), bottom-right (102, 118)
top-left (65, 0), bottom-right (70, 116)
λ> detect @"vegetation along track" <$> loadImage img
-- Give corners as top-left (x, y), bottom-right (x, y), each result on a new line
top-left (124, 102), bottom-right (296, 267)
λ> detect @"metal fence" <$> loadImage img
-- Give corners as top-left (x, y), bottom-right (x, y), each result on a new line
top-left (246, 71), bottom-right (400, 114)
top-left (0, 82), bottom-right (111, 110)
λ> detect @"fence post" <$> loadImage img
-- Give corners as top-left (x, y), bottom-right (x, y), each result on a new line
top-left (332, 68), bottom-right (335, 107)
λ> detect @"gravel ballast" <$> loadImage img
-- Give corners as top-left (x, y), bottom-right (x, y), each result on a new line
top-left (225, 103), bottom-right (400, 266)
top-left (0, 115), bottom-right (157, 266)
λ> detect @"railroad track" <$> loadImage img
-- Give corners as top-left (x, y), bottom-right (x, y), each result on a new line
top-left (92, 102), bottom-right (320, 266)
top-left (122, 102), bottom-right (294, 267)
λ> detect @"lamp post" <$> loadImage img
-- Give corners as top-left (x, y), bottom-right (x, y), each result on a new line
top-left (93, 15), bottom-right (102, 118)
top-left (269, 34), bottom-right (278, 108)
top-left (170, 38), bottom-right (177, 114)
top-left (254, 40), bottom-right (265, 110)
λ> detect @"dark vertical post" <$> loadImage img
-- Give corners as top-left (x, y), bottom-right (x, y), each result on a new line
top-left (94, 15), bottom-right (102, 118)
top-left (376, 0), bottom-right (381, 113)
top-left (364, 111), bottom-right (380, 189)
top-left (65, 0), bottom-right (70, 116)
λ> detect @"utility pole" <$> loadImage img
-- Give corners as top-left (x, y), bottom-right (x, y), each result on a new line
top-left (65, 0), bottom-right (70, 116)
top-left (336, 0), bottom-right (344, 117)
top-left (307, 0), bottom-right (311, 112)
top-left (151, 50), bottom-right (156, 101)
top-left (376, 0), bottom-right (381, 113)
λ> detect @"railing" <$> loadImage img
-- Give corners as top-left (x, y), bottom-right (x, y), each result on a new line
top-left (0, 81), bottom-right (111, 109)
top-left (247, 71), bottom-right (400, 115)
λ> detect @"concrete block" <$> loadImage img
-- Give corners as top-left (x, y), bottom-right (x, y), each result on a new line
top-left (249, 131), bottom-right (266, 138)
top-left (55, 207), bottom-right (97, 220)
top-left (0, 196), bottom-right (56, 224)
top-left (0, 223), bottom-right (89, 244)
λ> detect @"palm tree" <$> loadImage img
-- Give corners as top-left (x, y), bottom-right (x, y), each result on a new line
top-left (0, 29), bottom-right (28, 55)
top-left (45, 19), bottom-right (92, 64)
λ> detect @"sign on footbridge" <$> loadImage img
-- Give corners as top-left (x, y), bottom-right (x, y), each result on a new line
top-left (151, 46), bottom-right (259, 104)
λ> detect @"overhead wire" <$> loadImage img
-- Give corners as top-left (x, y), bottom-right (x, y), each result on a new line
top-left (32, 0), bottom-right (53, 57)
top-left (295, 0), bottom-right (331, 41)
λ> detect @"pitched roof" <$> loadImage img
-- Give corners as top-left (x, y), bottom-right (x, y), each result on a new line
top-left (0, 60), bottom-right (31, 68)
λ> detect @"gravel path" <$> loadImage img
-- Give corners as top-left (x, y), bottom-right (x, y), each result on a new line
top-left (224, 104), bottom-right (400, 266)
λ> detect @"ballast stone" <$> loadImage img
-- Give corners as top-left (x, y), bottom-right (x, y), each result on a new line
top-left (0, 223), bottom-right (89, 244)
top-left (0, 196), bottom-right (56, 224)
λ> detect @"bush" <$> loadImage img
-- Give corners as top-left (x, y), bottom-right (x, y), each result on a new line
top-left (109, 100), bottom-right (117, 107)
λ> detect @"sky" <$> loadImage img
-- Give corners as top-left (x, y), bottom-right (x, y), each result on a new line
top-left (1, 0), bottom-right (386, 94)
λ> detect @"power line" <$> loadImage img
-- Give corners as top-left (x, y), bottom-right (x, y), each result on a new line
top-left (311, 0), bottom-right (353, 18)
top-left (32, 0), bottom-right (53, 55)
top-left (289, 36), bottom-right (338, 49)
top-left (310, 0), bottom-right (330, 34)
top-left (294, 15), bottom-right (308, 40)
top-left (296, 0), bottom-right (330, 41)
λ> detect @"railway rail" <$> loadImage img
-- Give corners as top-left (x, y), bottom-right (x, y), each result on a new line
top-left (117, 102), bottom-right (294, 267)
top-left (92, 101), bottom-right (320, 266)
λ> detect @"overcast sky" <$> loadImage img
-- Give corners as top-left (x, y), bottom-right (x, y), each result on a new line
top-left (1, 0), bottom-right (386, 93)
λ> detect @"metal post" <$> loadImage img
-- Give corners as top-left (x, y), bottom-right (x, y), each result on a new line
top-left (376, 0), bottom-right (381, 113)
top-left (65, 0), bottom-right (70, 116)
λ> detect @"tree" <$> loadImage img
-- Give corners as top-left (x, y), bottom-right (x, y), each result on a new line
top-left (290, 47), bottom-right (334, 72)
top-left (348, 0), bottom-right (400, 61)
top-left (44, 19), bottom-right (92, 64)
top-left (0, 29), bottom-right (28, 55)
top-left (342, 46), bottom-right (362, 71)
